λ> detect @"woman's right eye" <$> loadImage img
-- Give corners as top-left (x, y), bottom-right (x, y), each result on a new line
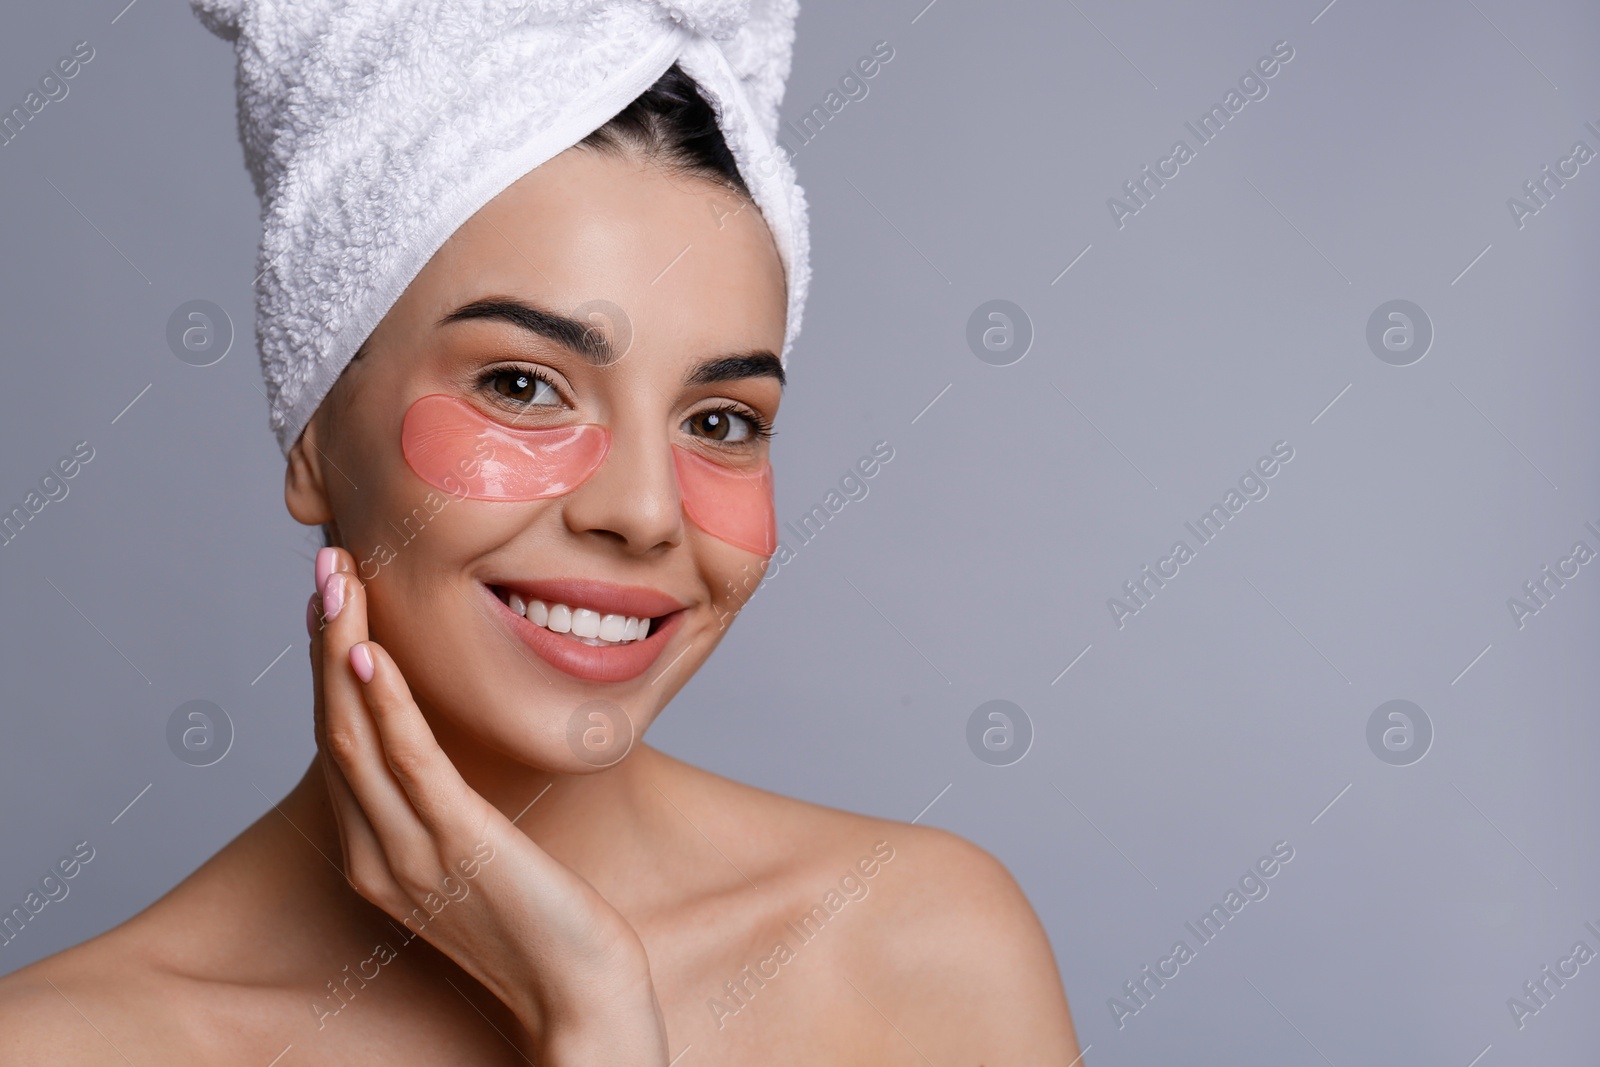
top-left (486, 366), bottom-right (561, 407)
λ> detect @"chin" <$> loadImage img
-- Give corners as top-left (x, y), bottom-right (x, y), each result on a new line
top-left (373, 577), bottom-right (718, 773)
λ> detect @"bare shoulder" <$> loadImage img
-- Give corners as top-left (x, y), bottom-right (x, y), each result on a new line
top-left (0, 934), bottom-right (205, 1067)
top-left (657, 754), bottom-right (1080, 1058)
top-left (830, 819), bottom-right (1081, 1060)
top-left (0, 970), bottom-right (111, 1066)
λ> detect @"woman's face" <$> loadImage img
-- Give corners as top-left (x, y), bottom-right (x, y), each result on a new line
top-left (286, 145), bottom-right (787, 773)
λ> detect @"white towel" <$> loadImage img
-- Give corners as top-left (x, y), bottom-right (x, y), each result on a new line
top-left (190, 0), bottom-right (810, 456)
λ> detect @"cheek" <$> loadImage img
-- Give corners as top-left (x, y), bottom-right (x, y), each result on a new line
top-left (672, 446), bottom-right (776, 556)
top-left (402, 394), bottom-right (609, 499)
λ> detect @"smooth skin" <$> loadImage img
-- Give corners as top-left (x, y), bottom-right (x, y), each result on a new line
top-left (0, 146), bottom-right (1079, 1064)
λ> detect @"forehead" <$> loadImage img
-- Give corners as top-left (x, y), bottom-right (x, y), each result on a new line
top-left (389, 148), bottom-right (787, 362)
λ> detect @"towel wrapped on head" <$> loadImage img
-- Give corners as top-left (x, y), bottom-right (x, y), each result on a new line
top-left (190, 0), bottom-right (810, 457)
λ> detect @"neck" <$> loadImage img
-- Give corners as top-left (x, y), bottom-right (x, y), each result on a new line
top-left (269, 737), bottom-right (684, 921)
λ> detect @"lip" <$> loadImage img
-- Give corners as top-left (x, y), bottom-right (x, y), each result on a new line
top-left (479, 581), bottom-right (689, 684)
top-left (491, 577), bottom-right (688, 620)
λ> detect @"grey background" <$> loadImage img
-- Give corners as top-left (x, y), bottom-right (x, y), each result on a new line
top-left (2, 0), bottom-right (1596, 1063)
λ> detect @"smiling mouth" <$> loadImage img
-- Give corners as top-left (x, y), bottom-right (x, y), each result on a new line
top-left (488, 586), bottom-right (667, 647)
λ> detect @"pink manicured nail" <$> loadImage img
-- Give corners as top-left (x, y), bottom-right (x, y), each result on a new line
top-left (350, 643), bottom-right (375, 683)
top-left (305, 594), bottom-right (320, 637)
top-left (316, 546), bottom-right (337, 593)
top-left (321, 572), bottom-right (346, 621)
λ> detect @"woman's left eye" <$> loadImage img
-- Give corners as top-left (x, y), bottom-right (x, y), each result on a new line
top-left (486, 367), bottom-right (560, 407)
top-left (685, 407), bottom-right (771, 444)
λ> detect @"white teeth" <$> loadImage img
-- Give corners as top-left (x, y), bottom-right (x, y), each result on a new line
top-left (570, 607), bottom-right (601, 639)
top-left (500, 589), bottom-right (654, 646)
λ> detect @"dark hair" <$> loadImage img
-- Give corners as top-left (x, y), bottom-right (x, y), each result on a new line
top-left (579, 62), bottom-right (750, 197)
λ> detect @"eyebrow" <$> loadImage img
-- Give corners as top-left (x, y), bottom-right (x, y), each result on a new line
top-left (685, 352), bottom-right (785, 390)
top-left (437, 296), bottom-right (785, 389)
top-left (438, 297), bottom-right (611, 361)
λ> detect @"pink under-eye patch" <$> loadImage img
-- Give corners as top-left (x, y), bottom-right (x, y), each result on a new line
top-left (671, 446), bottom-right (777, 556)
top-left (400, 393), bottom-right (609, 500)
top-left (399, 393), bottom-right (776, 556)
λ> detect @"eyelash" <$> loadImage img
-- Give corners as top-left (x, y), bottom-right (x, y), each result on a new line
top-left (475, 364), bottom-right (775, 444)
top-left (708, 406), bottom-right (777, 443)
top-left (475, 364), bottom-right (562, 412)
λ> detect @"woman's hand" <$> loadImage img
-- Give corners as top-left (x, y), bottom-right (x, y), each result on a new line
top-left (306, 547), bottom-right (668, 1063)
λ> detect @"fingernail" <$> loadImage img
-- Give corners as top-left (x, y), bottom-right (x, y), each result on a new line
top-left (321, 572), bottom-right (346, 621)
top-left (305, 593), bottom-right (320, 637)
top-left (350, 643), bottom-right (375, 683)
top-left (316, 546), bottom-right (337, 592)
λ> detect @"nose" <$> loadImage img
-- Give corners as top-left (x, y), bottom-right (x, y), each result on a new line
top-left (559, 412), bottom-right (684, 555)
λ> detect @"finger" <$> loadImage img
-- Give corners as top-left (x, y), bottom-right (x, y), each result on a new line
top-left (309, 585), bottom-right (390, 891)
top-left (321, 746), bottom-right (387, 882)
top-left (318, 558), bottom-right (431, 847)
top-left (320, 556), bottom-right (496, 916)
top-left (348, 638), bottom-right (485, 846)
top-left (307, 591), bottom-right (347, 845)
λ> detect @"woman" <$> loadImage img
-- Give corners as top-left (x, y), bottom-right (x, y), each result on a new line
top-left (0, 9), bottom-right (1079, 1064)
